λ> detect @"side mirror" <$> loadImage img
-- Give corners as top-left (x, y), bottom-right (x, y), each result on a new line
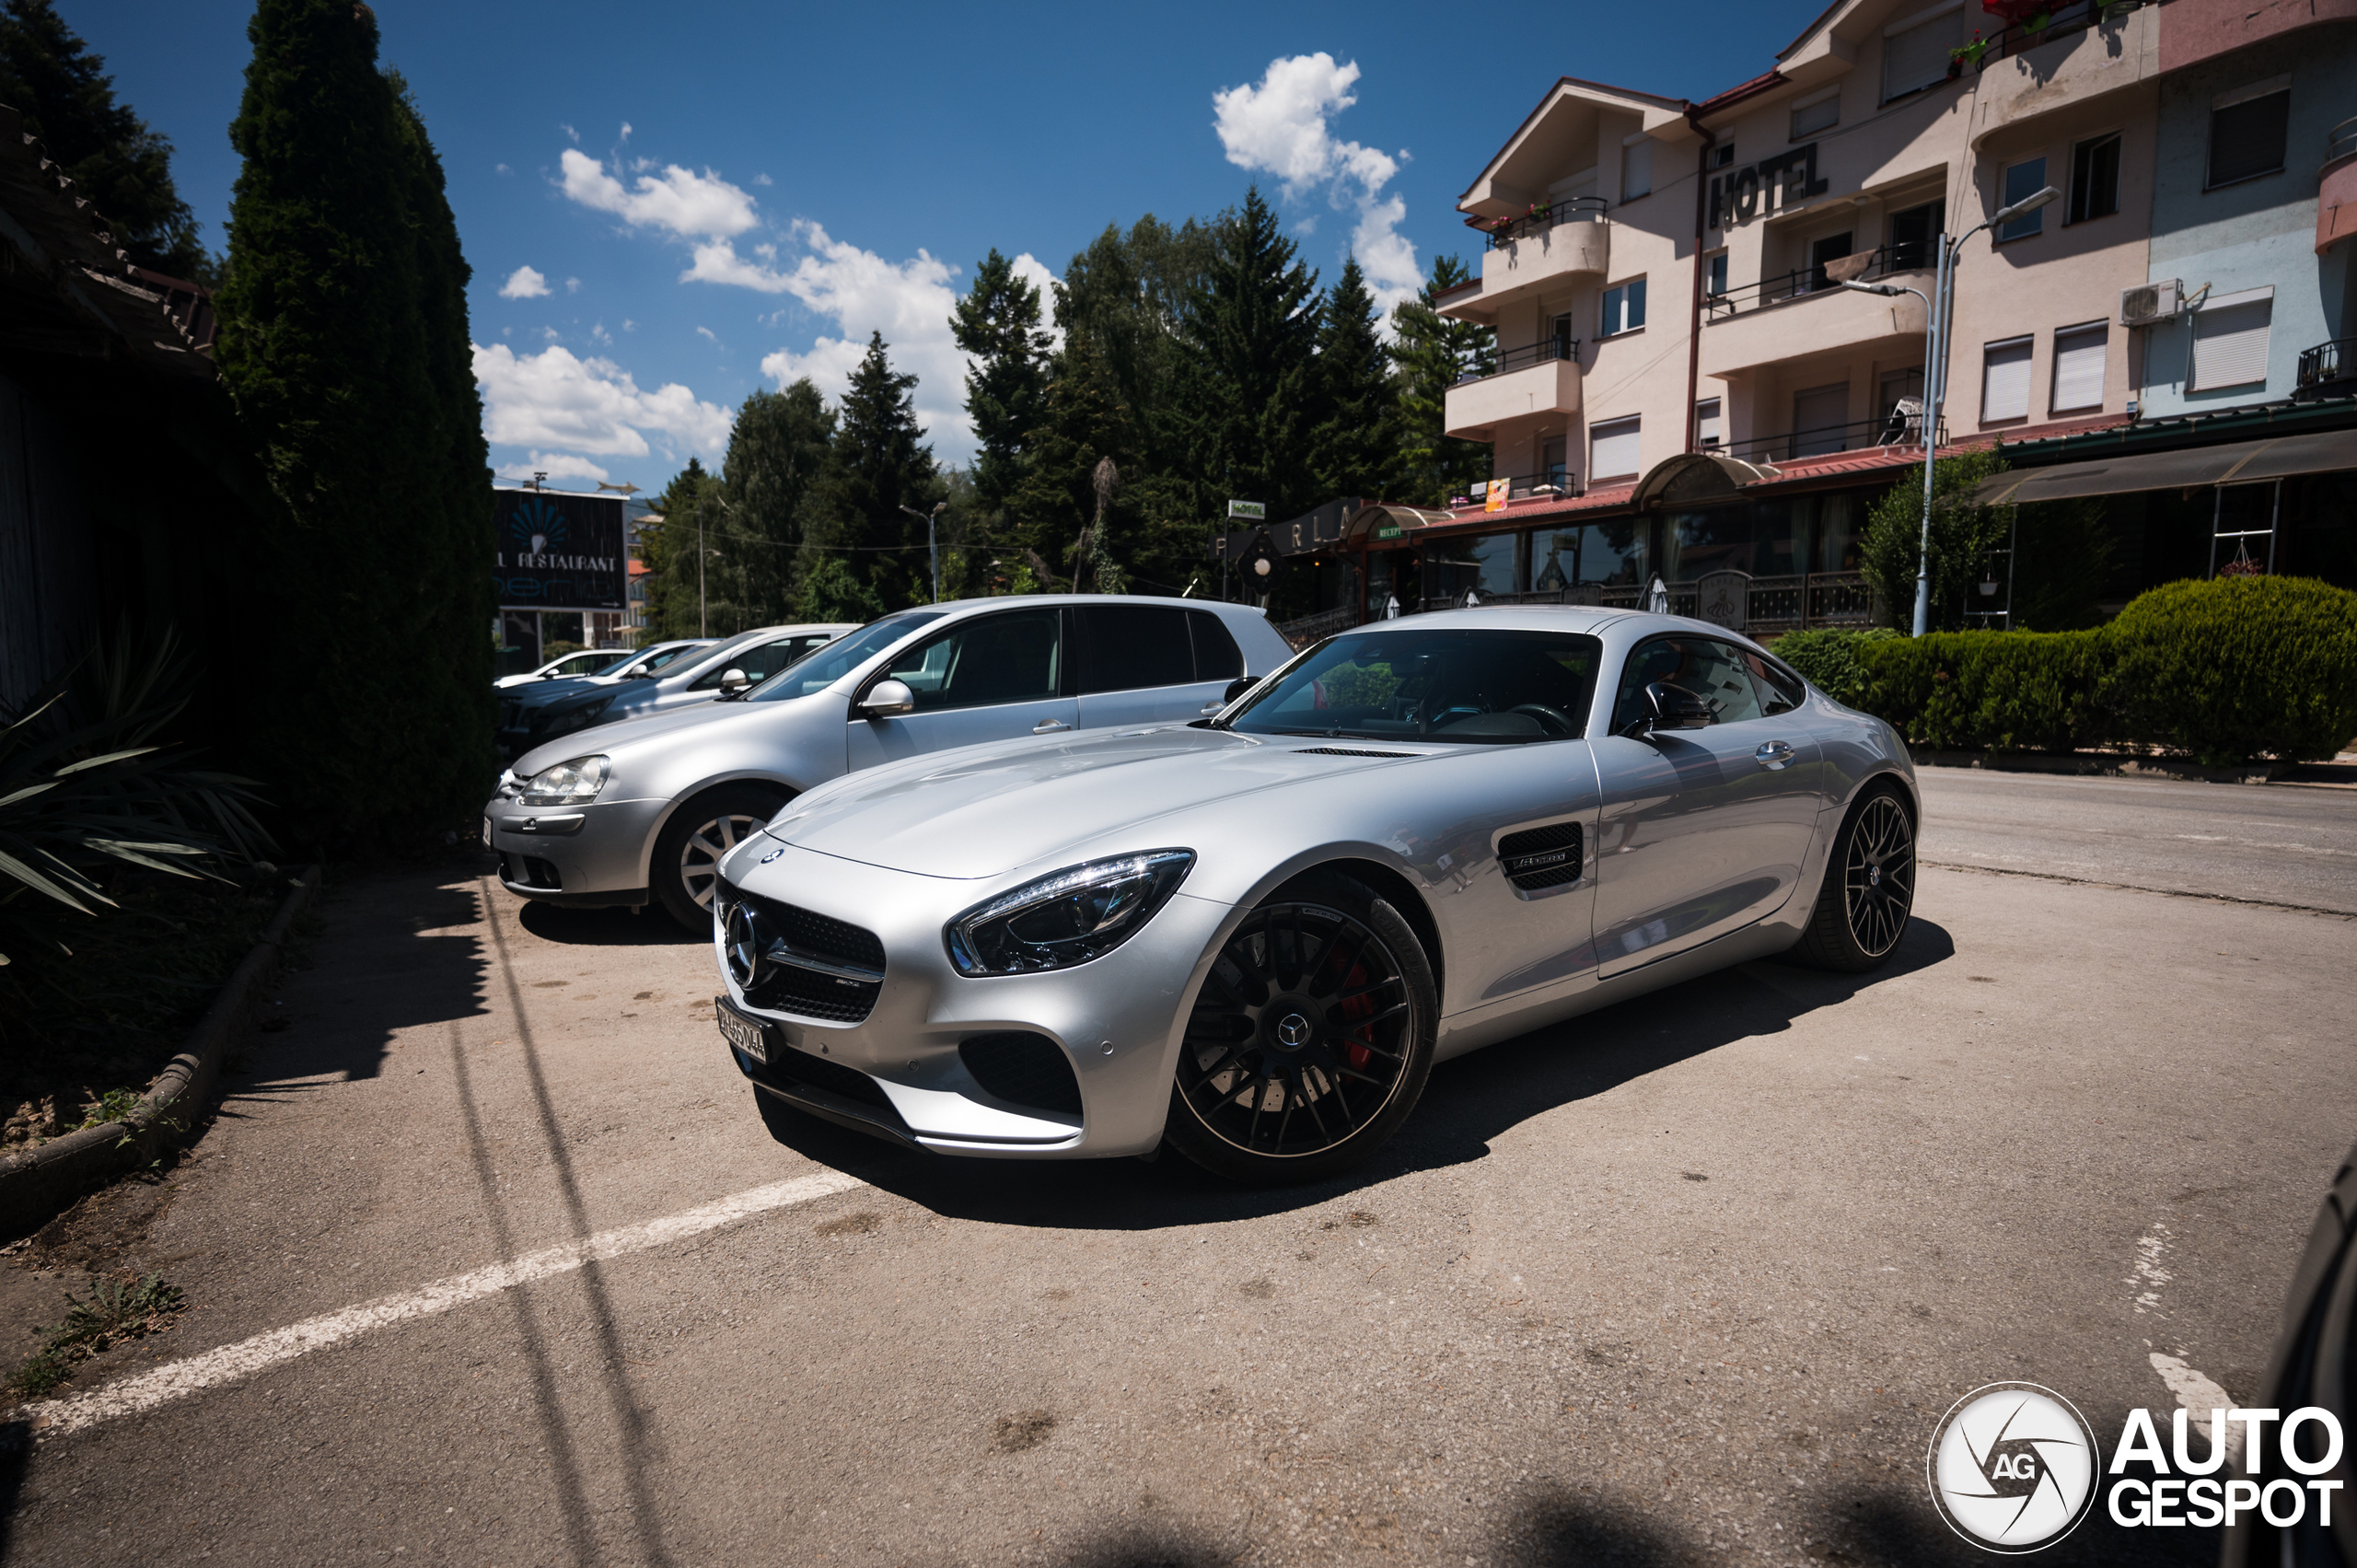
top-left (1624, 680), bottom-right (1712, 738)
top-left (859, 679), bottom-right (916, 718)
top-left (1223, 676), bottom-right (1257, 705)
top-left (715, 668), bottom-right (751, 696)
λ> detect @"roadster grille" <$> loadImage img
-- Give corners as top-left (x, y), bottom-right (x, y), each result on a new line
top-left (718, 877), bottom-right (886, 1023)
top-left (1293, 747), bottom-right (1418, 759)
top-left (1499, 822), bottom-right (1584, 891)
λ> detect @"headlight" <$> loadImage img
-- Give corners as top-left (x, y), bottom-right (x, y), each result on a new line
top-left (519, 755), bottom-right (610, 806)
top-left (946, 850), bottom-right (1193, 977)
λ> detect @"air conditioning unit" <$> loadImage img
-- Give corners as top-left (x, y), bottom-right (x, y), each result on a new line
top-left (2120, 280), bottom-right (2184, 328)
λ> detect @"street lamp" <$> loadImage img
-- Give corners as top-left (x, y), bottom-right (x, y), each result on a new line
top-left (697, 494), bottom-right (732, 637)
top-left (1842, 183), bottom-right (2058, 636)
top-left (898, 502), bottom-right (947, 602)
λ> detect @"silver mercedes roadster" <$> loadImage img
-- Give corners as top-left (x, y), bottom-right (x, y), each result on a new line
top-left (710, 607), bottom-right (1919, 1183)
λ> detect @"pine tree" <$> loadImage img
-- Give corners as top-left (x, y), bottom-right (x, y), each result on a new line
top-left (948, 250), bottom-right (1051, 514)
top-left (721, 381), bottom-right (836, 623)
top-left (1390, 255), bottom-right (1496, 507)
top-left (1004, 331), bottom-right (1136, 591)
top-left (0, 0), bottom-right (212, 280)
top-left (1308, 257), bottom-right (1393, 501)
top-left (802, 332), bottom-right (943, 610)
top-left (1172, 188), bottom-right (1322, 528)
top-left (642, 459), bottom-right (720, 640)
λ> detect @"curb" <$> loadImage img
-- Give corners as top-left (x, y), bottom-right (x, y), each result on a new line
top-left (0, 866), bottom-right (321, 1242)
top-left (1910, 749), bottom-right (2291, 785)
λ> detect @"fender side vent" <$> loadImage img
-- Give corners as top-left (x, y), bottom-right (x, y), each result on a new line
top-left (1499, 822), bottom-right (1584, 891)
top-left (1294, 747), bottom-right (1418, 759)
top-left (959, 1033), bottom-right (1083, 1117)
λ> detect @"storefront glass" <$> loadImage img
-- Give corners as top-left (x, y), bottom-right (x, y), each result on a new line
top-left (1423, 531), bottom-right (1526, 604)
top-left (1529, 522), bottom-right (1646, 591)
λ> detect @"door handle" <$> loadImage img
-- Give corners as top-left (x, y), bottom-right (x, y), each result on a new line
top-left (1032, 719), bottom-right (1071, 734)
top-left (1754, 739), bottom-right (1794, 771)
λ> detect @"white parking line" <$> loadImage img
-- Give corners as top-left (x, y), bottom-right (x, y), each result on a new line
top-left (17, 1167), bottom-right (865, 1442)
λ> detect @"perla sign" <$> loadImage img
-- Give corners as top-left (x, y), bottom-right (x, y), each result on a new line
top-left (493, 488), bottom-right (626, 610)
top-left (1709, 142), bottom-right (1832, 229)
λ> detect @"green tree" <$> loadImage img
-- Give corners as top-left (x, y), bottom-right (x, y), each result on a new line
top-left (0, 0), bottom-right (212, 281)
top-left (1005, 331), bottom-right (1137, 591)
top-left (948, 250), bottom-right (1051, 514)
top-left (803, 332), bottom-right (943, 610)
top-left (639, 459), bottom-right (721, 640)
top-left (1308, 256), bottom-right (1393, 500)
top-left (720, 380), bottom-right (836, 624)
top-left (794, 556), bottom-right (886, 623)
top-left (1859, 448), bottom-right (2015, 632)
top-left (1389, 254), bottom-right (1495, 507)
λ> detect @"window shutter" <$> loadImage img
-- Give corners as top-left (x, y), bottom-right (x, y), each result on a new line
top-left (1620, 138), bottom-right (1653, 201)
top-left (2190, 296), bottom-right (2272, 389)
top-left (1590, 416), bottom-right (1643, 480)
top-left (2051, 324), bottom-right (2107, 411)
top-left (1981, 338), bottom-right (2033, 423)
top-left (1884, 14), bottom-right (1957, 100)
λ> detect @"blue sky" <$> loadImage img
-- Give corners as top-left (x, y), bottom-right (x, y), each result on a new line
top-left (76, 1), bottom-right (1806, 494)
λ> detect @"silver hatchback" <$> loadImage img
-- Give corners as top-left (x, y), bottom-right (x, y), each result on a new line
top-left (486, 596), bottom-right (1292, 927)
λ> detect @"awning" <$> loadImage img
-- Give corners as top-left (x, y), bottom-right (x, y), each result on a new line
top-left (1342, 505), bottom-right (1456, 545)
top-left (1975, 428), bottom-right (2357, 505)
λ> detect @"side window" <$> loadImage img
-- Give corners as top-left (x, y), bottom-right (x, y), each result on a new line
top-left (1611, 636), bottom-right (1768, 730)
top-left (1739, 649), bottom-right (1806, 715)
top-left (873, 610), bottom-right (1062, 712)
top-left (692, 638), bottom-right (809, 690)
top-left (1077, 605), bottom-right (1193, 693)
top-left (1188, 611), bottom-right (1245, 680)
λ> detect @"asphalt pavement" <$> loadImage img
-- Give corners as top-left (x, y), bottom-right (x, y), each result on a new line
top-left (0, 770), bottom-right (2351, 1567)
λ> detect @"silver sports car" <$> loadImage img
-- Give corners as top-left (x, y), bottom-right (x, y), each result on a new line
top-left (708, 606), bottom-right (1919, 1182)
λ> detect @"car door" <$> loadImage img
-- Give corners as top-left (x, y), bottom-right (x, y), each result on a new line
top-left (1073, 605), bottom-right (1239, 728)
top-left (1590, 633), bottom-right (1823, 977)
top-left (845, 608), bottom-right (1077, 770)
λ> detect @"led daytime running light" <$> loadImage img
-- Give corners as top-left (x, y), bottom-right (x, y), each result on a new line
top-left (946, 850), bottom-right (1194, 977)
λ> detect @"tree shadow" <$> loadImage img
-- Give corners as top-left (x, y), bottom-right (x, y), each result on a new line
top-left (517, 900), bottom-right (702, 948)
top-left (753, 917), bottom-right (1956, 1230)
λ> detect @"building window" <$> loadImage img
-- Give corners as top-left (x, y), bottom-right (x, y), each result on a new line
top-left (1695, 398), bottom-right (1723, 448)
top-left (1998, 158), bottom-right (2049, 241)
top-left (1711, 142), bottom-right (1736, 169)
top-left (1705, 251), bottom-right (1728, 296)
top-left (1884, 4), bottom-right (1964, 102)
top-left (1550, 312), bottom-right (1576, 360)
top-left (1791, 86), bottom-right (1840, 139)
top-left (1981, 336), bottom-right (2034, 423)
top-left (1807, 231), bottom-right (1855, 292)
top-left (1887, 200), bottom-right (1944, 270)
top-left (1590, 416), bottom-right (1643, 481)
top-left (2208, 83), bottom-right (2291, 189)
top-left (1600, 279), bottom-right (1647, 337)
top-left (2067, 133), bottom-right (2120, 224)
top-left (1540, 435), bottom-right (1569, 490)
top-left (1621, 137), bottom-right (1654, 201)
top-left (2050, 321), bottom-right (2108, 412)
top-left (1793, 383), bottom-right (1851, 457)
top-left (1879, 366), bottom-right (1925, 440)
top-left (2189, 287), bottom-right (2274, 390)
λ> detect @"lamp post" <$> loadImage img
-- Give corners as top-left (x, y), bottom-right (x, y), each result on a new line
top-left (1841, 183), bottom-right (2058, 636)
top-left (696, 494), bottom-right (732, 637)
top-left (898, 502), bottom-right (946, 602)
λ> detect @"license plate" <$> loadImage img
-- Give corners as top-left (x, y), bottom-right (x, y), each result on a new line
top-left (715, 997), bottom-right (771, 1063)
top-left (480, 814), bottom-right (493, 849)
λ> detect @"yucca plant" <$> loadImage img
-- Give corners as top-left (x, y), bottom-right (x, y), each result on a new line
top-left (0, 628), bottom-right (275, 966)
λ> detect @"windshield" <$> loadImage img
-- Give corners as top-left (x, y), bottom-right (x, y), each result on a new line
top-left (625, 643), bottom-right (705, 676)
top-left (746, 610), bottom-right (947, 701)
top-left (1226, 627), bottom-right (1603, 744)
top-left (590, 650), bottom-right (640, 676)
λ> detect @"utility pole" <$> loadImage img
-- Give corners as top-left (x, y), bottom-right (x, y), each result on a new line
top-left (697, 490), bottom-right (707, 637)
top-left (899, 502), bottom-right (947, 602)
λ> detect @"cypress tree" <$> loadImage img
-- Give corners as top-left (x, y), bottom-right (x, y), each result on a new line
top-left (1390, 255), bottom-right (1497, 507)
top-left (947, 250), bottom-right (1051, 514)
top-left (1172, 188), bottom-right (1321, 527)
top-left (0, 0), bottom-right (212, 280)
top-left (1308, 257), bottom-right (1394, 501)
top-left (804, 332), bottom-right (943, 610)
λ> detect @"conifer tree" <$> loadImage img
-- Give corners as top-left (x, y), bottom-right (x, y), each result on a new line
top-left (1005, 332), bottom-right (1136, 589)
top-left (722, 381), bottom-right (835, 622)
top-left (641, 459), bottom-right (719, 640)
top-left (1172, 188), bottom-right (1322, 527)
top-left (1390, 255), bottom-right (1496, 507)
top-left (0, 0), bottom-right (212, 280)
top-left (803, 332), bottom-right (942, 610)
top-left (948, 250), bottom-right (1051, 513)
top-left (1308, 257), bottom-right (1394, 501)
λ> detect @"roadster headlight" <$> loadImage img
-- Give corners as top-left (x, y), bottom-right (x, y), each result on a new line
top-left (946, 850), bottom-right (1193, 977)
top-left (519, 754), bottom-right (610, 806)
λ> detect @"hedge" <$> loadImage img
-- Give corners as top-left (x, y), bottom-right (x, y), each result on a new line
top-left (1775, 576), bottom-right (2357, 763)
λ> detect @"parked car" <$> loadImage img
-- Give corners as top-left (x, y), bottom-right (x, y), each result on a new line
top-left (493, 625), bottom-right (850, 761)
top-left (705, 607), bottom-right (1919, 1181)
top-left (494, 647), bottom-right (638, 689)
top-left (485, 597), bottom-right (1291, 928)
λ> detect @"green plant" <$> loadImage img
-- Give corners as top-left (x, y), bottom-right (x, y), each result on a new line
top-left (1859, 448), bottom-right (2014, 632)
top-left (2102, 576), bottom-right (2357, 763)
top-left (73, 1086), bottom-right (144, 1132)
top-left (1770, 627), bottom-right (1901, 706)
top-left (1855, 630), bottom-right (2108, 751)
top-left (6, 1272), bottom-right (185, 1398)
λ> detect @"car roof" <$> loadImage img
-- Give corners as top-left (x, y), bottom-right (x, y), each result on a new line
top-left (1328, 605), bottom-right (1781, 653)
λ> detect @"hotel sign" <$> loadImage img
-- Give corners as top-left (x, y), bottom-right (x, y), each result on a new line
top-left (1709, 142), bottom-right (1831, 229)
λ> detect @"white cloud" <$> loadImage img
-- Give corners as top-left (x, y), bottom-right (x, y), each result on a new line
top-left (495, 162), bottom-right (511, 176)
top-left (560, 122), bottom-right (578, 145)
top-left (696, 326), bottom-right (718, 343)
top-left (619, 122), bottom-right (633, 142)
top-left (542, 326), bottom-right (562, 342)
top-left (498, 264), bottom-right (551, 299)
top-left (558, 148), bottom-right (758, 238)
top-left (473, 342), bottom-right (733, 462)
top-left (565, 276), bottom-right (581, 294)
top-left (502, 451), bottom-right (612, 485)
top-left (622, 319), bottom-right (636, 332)
top-left (753, 173), bottom-right (773, 187)
top-left (1213, 53), bottom-right (1423, 319)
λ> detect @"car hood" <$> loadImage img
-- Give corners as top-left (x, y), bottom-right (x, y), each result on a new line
top-left (509, 693), bottom-right (784, 776)
top-left (763, 725), bottom-right (1440, 879)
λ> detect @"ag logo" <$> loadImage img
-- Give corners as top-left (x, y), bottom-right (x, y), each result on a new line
top-left (1927, 1383), bottom-right (2100, 1552)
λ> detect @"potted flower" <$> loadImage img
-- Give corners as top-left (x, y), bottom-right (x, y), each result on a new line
top-left (1948, 30), bottom-right (1990, 73)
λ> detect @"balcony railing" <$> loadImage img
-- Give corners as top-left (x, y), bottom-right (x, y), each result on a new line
top-left (1704, 243), bottom-right (1930, 319)
top-left (2328, 116), bottom-right (2357, 166)
top-left (1717, 412), bottom-right (1946, 464)
top-left (1456, 336), bottom-right (1581, 386)
top-left (1467, 195), bottom-right (1608, 250)
top-left (1969, 0), bottom-right (2150, 71)
top-left (1421, 573), bottom-right (1875, 631)
top-left (2294, 339), bottom-right (2357, 401)
top-left (1446, 466), bottom-right (1579, 508)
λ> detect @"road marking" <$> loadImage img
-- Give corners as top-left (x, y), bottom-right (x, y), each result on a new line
top-left (17, 1167), bottom-right (865, 1441)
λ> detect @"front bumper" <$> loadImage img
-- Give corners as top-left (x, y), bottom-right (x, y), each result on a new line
top-left (714, 841), bottom-right (1234, 1159)
top-left (482, 792), bottom-right (672, 905)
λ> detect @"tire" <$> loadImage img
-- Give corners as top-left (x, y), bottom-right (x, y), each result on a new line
top-left (652, 784), bottom-right (791, 932)
top-left (1788, 784), bottom-right (1916, 971)
top-left (1162, 871), bottom-right (1439, 1185)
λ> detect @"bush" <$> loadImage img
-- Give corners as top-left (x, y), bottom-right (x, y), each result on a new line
top-left (1858, 448), bottom-right (2014, 632)
top-left (1853, 630), bottom-right (2108, 752)
top-left (2103, 576), bottom-right (2357, 764)
top-left (1771, 627), bottom-right (1899, 707)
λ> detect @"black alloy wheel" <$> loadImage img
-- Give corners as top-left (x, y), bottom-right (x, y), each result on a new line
top-left (1164, 873), bottom-right (1436, 1183)
top-left (1791, 784), bottom-right (1916, 970)
top-left (653, 784), bottom-right (790, 931)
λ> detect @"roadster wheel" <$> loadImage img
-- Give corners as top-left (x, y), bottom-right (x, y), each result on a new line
top-left (653, 784), bottom-right (789, 931)
top-left (1163, 872), bottom-right (1436, 1183)
top-left (1789, 784), bottom-right (1915, 970)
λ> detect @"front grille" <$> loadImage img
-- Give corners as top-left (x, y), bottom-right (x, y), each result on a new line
top-left (1295, 747), bottom-right (1417, 759)
top-left (1499, 822), bottom-right (1584, 891)
top-left (502, 852), bottom-right (563, 890)
top-left (765, 1042), bottom-right (901, 1115)
top-left (719, 877), bottom-right (886, 1024)
top-left (959, 1033), bottom-right (1082, 1116)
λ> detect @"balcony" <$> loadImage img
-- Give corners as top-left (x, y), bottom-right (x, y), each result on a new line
top-left (1716, 411), bottom-right (1945, 464)
top-left (1968, 0), bottom-right (2151, 72)
top-left (2294, 339), bottom-right (2357, 401)
top-left (1463, 199), bottom-right (1610, 319)
top-left (1700, 247), bottom-right (1930, 378)
top-left (1444, 464), bottom-right (1579, 510)
top-left (2319, 119), bottom-right (2357, 254)
top-left (1444, 340), bottom-right (1583, 440)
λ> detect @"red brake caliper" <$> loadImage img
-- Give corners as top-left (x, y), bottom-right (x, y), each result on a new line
top-left (1335, 952), bottom-right (1374, 1071)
